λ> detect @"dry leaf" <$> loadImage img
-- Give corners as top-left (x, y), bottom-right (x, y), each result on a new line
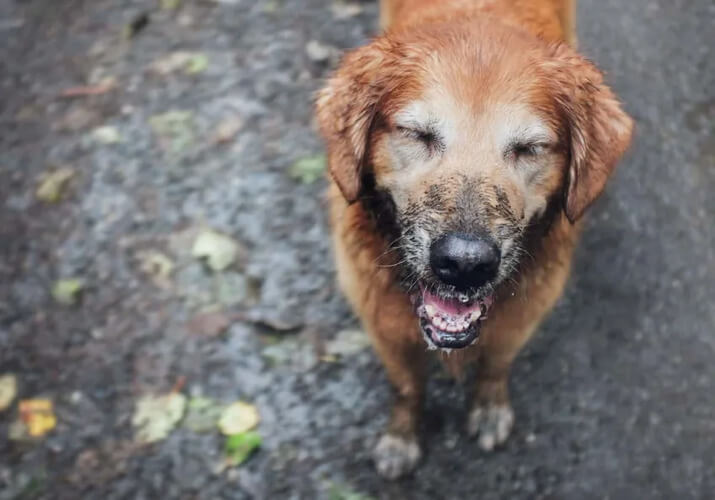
top-left (186, 311), bottom-right (231, 336)
top-left (132, 392), bottom-right (187, 444)
top-left (213, 116), bottom-right (243, 144)
top-left (19, 399), bottom-right (57, 437)
top-left (0, 374), bottom-right (18, 411)
top-left (36, 168), bottom-right (75, 203)
top-left (60, 80), bottom-right (115, 98)
top-left (191, 229), bottom-right (240, 271)
top-left (218, 401), bottom-right (259, 435)
top-left (137, 250), bottom-right (174, 288)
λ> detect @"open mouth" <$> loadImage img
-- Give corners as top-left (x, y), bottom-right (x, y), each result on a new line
top-left (415, 288), bottom-right (493, 350)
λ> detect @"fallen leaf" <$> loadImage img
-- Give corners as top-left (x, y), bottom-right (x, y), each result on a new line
top-left (224, 431), bottom-right (261, 466)
top-left (137, 250), bottom-right (174, 288)
top-left (36, 167), bottom-right (76, 203)
top-left (160, 0), bottom-right (181, 9)
top-left (327, 482), bottom-right (374, 500)
top-left (132, 392), bottom-right (187, 444)
top-left (60, 80), bottom-right (115, 98)
top-left (325, 329), bottom-right (371, 358)
top-left (191, 229), bottom-right (240, 272)
top-left (331, 2), bottom-right (363, 19)
top-left (186, 311), bottom-right (231, 336)
top-left (289, 154), bottom-right (326, 184)
top-left (149, 51), bottom-right (204, 76)
top-left (19, 399), bottom-right (57, 437)
top-left (218, 401), bottom-right (259, 435)
top-left (0, 374), bottom-right (18, 411)
top-left (183, 396), bottom-right (224, 433)
top-left (213, 115), bottom-right (244, 144)
top-left (52, 279), bottom-right (84, 305)
top-left (149, 110), bottom-right (195, 154)
top-left (92, 125), bottom-right (121, 144)
top-left (184, 53), bottom-right (209, 74)
top-left (56, 107), bottom-right (98, 131)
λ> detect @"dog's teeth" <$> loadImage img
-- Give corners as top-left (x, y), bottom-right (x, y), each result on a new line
top-left (424, 304), bottom-right (436, 318)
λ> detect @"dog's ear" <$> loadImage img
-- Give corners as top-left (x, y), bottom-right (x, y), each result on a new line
top-left (316, 43), bottom-right (387, 202)
top-left (547, 44), bottom-right (634, 222)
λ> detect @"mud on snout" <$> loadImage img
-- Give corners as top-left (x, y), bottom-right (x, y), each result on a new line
top-left (391, 176), bottom-right (528, 349)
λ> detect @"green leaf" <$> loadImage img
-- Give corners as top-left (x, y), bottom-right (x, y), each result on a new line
top-left (327, 482), bottom-right (375, 500)
top-left (289, 154), bottom-right (326, 184)
top-left (184, 53), bottom-right (209, 75)
top-left (52, 279), bottom-right (84, 305)
top-left (224, 431), bottom-right (261, 466)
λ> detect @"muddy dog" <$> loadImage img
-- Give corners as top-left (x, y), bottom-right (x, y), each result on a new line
top-left (317, 0), bottom-right (633, 478)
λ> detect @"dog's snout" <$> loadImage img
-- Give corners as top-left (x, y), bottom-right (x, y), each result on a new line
top-left (429, 233), bottom-right (500, 290)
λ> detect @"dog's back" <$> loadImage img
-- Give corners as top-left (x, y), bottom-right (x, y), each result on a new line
top-left (381, 0), bottom-right (576, 45)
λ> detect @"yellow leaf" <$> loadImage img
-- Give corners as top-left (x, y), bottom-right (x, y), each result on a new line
top-left (132, 392), bottom-right (187, 444)
top-left (36, 168), bottom-right (75, 203)
top-left (19, 399), bottom-right (57, 437)
top-left (0, 374), bottom-right (18, 411)
top-left (218, 401), bottom-right (259, 435)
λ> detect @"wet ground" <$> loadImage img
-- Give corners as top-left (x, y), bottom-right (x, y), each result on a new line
top-left (0, 0), bottom-right (713, 498)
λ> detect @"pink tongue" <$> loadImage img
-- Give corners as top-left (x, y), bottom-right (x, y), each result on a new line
top-left (423, 290), bottom-right (480, 316)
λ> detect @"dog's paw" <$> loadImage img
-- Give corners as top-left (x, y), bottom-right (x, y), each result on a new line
top-left (467, 403), bottom-right (514, 451)
top-left (373, 433), bottom-right (421, 479)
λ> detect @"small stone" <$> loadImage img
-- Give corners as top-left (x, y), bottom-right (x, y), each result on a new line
top-left (305, 40), bottom-right (333, 62)
top-left (92, 125), bottom-right (121, 144)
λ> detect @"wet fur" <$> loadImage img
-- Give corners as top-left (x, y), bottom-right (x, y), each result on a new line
top-left (318, 0), bottom-right (633, 478)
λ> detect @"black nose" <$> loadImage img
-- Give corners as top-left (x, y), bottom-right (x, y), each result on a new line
top-left (429, 233), bottom-right (501, 290)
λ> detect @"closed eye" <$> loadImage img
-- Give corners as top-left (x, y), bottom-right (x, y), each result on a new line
top-left (506, 141), bottom-right (548, 160)
top-left (396, 125), bottom-right (443, 153)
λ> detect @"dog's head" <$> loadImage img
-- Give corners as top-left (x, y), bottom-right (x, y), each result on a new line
top-left (317, 20), bottom-right (633, 349)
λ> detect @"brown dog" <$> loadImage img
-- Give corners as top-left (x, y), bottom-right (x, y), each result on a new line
top-left (317, 0), bottom-right (633, 478)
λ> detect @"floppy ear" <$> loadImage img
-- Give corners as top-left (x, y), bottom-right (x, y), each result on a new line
top-left (316, 44), bottom-right (387, 202)
top-left (548, 45), bottom-right (634, 222)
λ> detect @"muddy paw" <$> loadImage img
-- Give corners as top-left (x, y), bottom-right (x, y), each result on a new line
top-left (467, 404), bottom-right (514, 451)
top-left (373, 433), bottom-right (421, 479)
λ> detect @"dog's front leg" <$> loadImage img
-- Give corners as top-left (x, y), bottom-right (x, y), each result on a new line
top-left (467, 348), bottom-right (516, 451)
top-left (369, 329), bottom-right (427, 479)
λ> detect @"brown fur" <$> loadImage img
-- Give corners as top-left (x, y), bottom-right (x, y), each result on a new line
top-left (318, 0), bottom-right (633, 477)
